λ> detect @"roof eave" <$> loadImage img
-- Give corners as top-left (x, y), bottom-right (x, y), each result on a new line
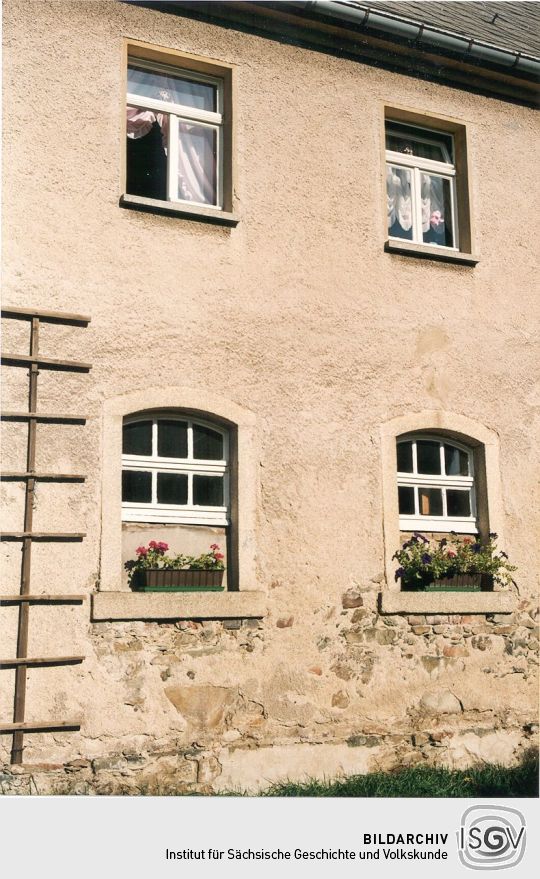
top-left (124, 1), bottom-right (540, 105)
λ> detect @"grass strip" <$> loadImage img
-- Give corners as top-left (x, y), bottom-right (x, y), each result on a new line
top-left (257, 752), bottom-right (539, 798)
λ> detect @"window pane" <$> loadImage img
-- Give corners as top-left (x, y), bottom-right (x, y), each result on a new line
top-left (157, 472), bottom-right (188, 505)
top-left (419, 487), bottom-right (443, 516)
top-left (444, 444), bottom-right (469, 476)
top-left (126, 107), bottom-right (168, 200)
top-left (193, 424), bottom-right (223, 460)
top-left (447, 489), bottom-right (471, 517)
top-left (398, 485), bottom-right (415, 515)
top-left (157, 420), bottom-right (188, 458)
top-left (386, 123), bottom-right (453, 162)
top-left (387, 165), bottom-right (412, 240)
top-left (416, 440), bottom-right (441, 474)
top-left (122, 470), bottom-right (152, 503)
top-left (422, 175), bottom-right (454, 247)
top-left (193, 475), bottom-right (223, 506)
top-left (123, 421), bottom-right (152, 456)
top-left (128, 65), bottom-right (217, 112)
top-left (397, 441), bottom-right (413, 473)
top-left (176, 122), bottom-right (217, 205)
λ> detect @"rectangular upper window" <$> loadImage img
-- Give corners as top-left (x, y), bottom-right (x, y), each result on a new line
top-left (386, 121), bottom-right (457, 249)
top-left (122, 41), bottom-right (236, 222)
top-left (127, 59), bottom-right (222, 207)
top-left (384, 109), bottom-right (476, 263)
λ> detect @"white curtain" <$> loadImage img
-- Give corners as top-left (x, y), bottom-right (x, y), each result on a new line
top-left (421, 174), bottom-right (445, 233)
top-left (387, 168), bottom-right (446, 235)
top-left (178, 122), bottom-right (216, 205)
top-left (126, 106), bottom-right (168, 142)
top-left (387, 166), bottom-right (412, 232)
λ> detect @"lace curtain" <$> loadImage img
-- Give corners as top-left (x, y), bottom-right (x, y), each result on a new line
top-left (387, 167), bottom-right (448, 242)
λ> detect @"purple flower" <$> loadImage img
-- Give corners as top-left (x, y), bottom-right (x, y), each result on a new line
top-left (414, 532), bottom-right (429, 544)
top-left (472, 543), bottom-right (481, 553)
top-left (395, 567), bottom-right (405, 581)
top-left (422, 553), bottom-right (432, 564)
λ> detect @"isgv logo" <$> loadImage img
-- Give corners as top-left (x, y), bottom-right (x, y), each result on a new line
top-left (458, 805), bottom-right (526, 870)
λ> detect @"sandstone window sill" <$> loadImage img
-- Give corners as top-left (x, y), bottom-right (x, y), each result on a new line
top-left (384, 239), bottom-right (479, 266)
top-left (91, 590), bottom-right (266, 621)
top-left (120, 194), bottom-right (240, 227)
top-left (379, 591), bottom-right (515, 615)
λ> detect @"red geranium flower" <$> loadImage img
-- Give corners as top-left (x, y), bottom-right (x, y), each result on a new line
top-left (136, 546), bottom-right (148, 556)
top-left (214, 552), bottom-right (224, 560)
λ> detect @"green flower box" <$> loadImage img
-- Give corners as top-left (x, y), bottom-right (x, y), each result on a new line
top-left (404, 574), bottom-right (493, 592)
top-left (131, 568), bottom-right (225, 592)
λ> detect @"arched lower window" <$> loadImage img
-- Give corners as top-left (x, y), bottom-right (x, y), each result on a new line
top-left (396, 434), bottom-right (477, 533)
top-left (122, 413), bottom-right (228, 525)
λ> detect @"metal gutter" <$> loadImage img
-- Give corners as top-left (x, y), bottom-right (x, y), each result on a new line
top-left (290, 1), bottom-right (540, 77)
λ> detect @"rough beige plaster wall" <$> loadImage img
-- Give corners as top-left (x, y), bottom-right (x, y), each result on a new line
top-left (1, 0), bottom-right (538, 783)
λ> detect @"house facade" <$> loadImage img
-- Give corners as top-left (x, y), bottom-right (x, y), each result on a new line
top-left (1, 0), bottom-right (539, 794)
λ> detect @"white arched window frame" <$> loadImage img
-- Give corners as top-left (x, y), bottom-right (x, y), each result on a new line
top-left (397, 433), bottom-right (477, 534)
top-left (122, 412), bottom-right (229, 526)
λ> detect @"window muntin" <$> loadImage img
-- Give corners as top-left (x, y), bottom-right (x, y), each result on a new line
top-left (122, 414), bottom-right (228, 525)
top-left (126, 58), bottom-right (223, 209)
top-left (386, 121), bottom-right (458, 250)
top-left (396, 435), bottom-right (477, 533)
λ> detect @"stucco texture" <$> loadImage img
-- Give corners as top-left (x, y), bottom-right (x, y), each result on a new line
top-left (0, 0), bottom-right (538, 789)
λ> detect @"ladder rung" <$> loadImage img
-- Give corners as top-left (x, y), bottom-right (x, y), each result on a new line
top-left (0, 532), bottom-right (86, 541)
top-left (1, 411), bottom-right (87, 423)
top-left (1, 471), bottom-right (86, 481)
top-left (0, 594), bottom-right (87, 603)
top-left (1, 304), bottom-right (89, 761)
top-left (0, 656), bottom-right (85, 668)
top-left (0, 720), bottom-right (82, 734)
top-left (1, 353), bottom-right (91, 372)
top-left (1, 306), bottom-right (90, 325)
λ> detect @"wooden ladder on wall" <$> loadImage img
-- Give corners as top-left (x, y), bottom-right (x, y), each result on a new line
top-left (0, 306), bottom-right (91, 764)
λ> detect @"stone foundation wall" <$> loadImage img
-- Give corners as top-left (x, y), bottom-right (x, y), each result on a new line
top-left (1, 588), bottom-right (537, 795)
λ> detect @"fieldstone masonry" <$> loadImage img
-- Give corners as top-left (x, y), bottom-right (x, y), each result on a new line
top-left (1, 588), bottom-right (537, 794)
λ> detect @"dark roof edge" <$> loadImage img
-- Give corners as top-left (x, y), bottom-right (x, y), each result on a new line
top-left (294, 2), bottom-right (539, 73)
top-left (124, 1), bottom-right (540, 105)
